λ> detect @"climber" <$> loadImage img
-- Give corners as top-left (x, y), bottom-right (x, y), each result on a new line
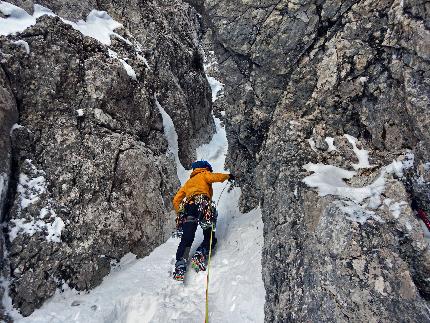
top-left (172, 160), bottom-right (234, 281)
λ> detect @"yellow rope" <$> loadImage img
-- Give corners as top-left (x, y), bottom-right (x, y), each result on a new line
top-left (204, 224), bottom-right (214, 323)
top-left (205, 182), bottom-right (229, 322)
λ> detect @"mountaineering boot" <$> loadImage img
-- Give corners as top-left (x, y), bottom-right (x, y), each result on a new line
top-left (191, 246), bottom-right (207, 272)
top-left (173, 258), bottom-right (187, 281)
top-left (191, 238), bottom-right (218, 272)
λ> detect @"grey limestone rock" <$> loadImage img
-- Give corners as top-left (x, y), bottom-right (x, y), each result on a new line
top-left (194, 0), bottom-right (430, 321)
top-left (0, 0), bottom-right (213, 316)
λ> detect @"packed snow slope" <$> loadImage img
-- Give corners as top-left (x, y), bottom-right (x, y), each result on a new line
top-left (8, 113), bottom-right (265, 322)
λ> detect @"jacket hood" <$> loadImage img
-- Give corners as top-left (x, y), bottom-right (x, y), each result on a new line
top-left (190, 168), bottom-right (209, 178)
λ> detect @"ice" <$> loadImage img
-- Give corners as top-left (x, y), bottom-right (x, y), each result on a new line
top-left (344, 134), bottom-right (371, 170)
top-left (12, 39), bottom-right (30, 53)
top-left (119, 59), bottom-right (137, 80)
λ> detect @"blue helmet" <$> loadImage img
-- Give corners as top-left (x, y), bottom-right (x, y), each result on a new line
top-left (191, 160), bottom-right (212, 172)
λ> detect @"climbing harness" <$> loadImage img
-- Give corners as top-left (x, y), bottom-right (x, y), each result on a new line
top-left (204, 181), bottom-right (229, 323)
top-left (175, 194), bottom-right (218, 233)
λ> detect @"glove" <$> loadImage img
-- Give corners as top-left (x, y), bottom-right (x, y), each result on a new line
top-left (228, 174), bottom-right (235, 182)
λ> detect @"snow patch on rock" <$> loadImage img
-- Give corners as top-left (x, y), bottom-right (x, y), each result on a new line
top-left (9, 160), bottom-right (65, 242)
top-left (344, 134), bottom-right (371, 170)
top-left (0, 2), bottom-right (122, 46)
top-left (119, 59), bottom-right (137, 80)
top-left (12, 39), bottom-right (30, 53)
top-left (303, 154), bottom-right (412, 224)
top-left (325, 137), bottom-right (336, 152)
top-left (0, 172), bottom-right (7, 212)
top-left (207, 76), bottom-right (224, 102)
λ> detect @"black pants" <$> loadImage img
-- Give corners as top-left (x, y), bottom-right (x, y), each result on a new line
top-left (176, 203), bottom-right (217, 261)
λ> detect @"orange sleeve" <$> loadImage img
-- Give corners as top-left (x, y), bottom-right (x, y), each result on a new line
top-left (204, 172), bottom-right (230, 184)
top-left (173, 186), bottom-right (186, 213)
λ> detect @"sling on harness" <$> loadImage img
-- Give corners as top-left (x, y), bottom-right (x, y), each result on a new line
top-left (176, 194), bottom-right (218, 234)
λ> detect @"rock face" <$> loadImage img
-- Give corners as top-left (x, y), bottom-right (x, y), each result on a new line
top-left (196, 0), bottom-right (430, 321)
top-left (0, 0), bottom-right (212, 316)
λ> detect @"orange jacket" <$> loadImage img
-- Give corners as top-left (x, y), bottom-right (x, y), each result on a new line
top-left (173, 168), bottom-right (230, 212)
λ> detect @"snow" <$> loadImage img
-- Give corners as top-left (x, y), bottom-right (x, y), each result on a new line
top-left (420, 221), bottom-right (430, 243)
top-left (17, 172), bottom-right (46, 209)
top-left (155, 97), bottom-right (189, 184)
top-left (307, 138), bottom-right (317, 152)
top-left (325, 137), bottom-right (336, 152)
top-left (402, 151), bottom-right (414, 170)
top-left (9, 207), bottom-right (64, 242)
top-left (207, 76), bottom-right (224, 102)
top-left (0, 172), bottom-right (7, 210)
top-left (302, 163), bottom-right (384, 204)
top-left (11, 92), bottom-right (265, 323)
top-left (76, 109), bottom-right (84, 116)
top-left (303, 155), bottom-right (411, 224)
top-left (344, 134), bottom-right (371, 170)
top-left (9, 160), bottom-right (65, 242)
top-left (136, 53), bottom-right (150, 69)
top-left (0, 2), bottom-right (37, 35)
top-left (0, 2), bottom-right (121, 46)
top-left (6, 64), bottom-right (264, 321)
top-left (388, 201), bottom-right (407, 219)
top-left (359, 76), bottom-right (368, 84)
top-left (108, 49), bottom-right (118, 59)
top-left (119, 59), bottom-right (137, 80)
top-left (10, 123), bottom-right (24, 134)
top-left (337, 200), bottom-right (382, 225)
top-left (12, 39), bottom-right (30, 53)
top-left (108, 49), bottom-right (138, 81)
top-left (65, 10), bottom-right (122, 45)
